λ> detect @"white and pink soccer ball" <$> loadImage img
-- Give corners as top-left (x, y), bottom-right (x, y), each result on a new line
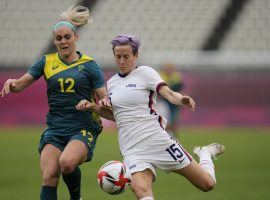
top-left (97, 160), bottom-right (131, 195)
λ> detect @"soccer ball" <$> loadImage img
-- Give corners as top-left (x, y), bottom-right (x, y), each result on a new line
top-left (97, 160), bottom-right (130, 195)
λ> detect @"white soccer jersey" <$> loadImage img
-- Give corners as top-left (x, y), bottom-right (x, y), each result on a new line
top-left (107, 66), bottom-right (168, 155)
top-left (107, 66), bottom-right (192, 175)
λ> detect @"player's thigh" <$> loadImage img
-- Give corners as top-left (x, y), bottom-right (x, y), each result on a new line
top-left (130, 169), bottom-right (154, 198)
top-left (60, 140), bottom-right (88, 167)
top-left (61, 129), bottom-right (99, 165)
top-left (40, 144), bottom-right (62, 177)
top-left (173, 159), bottom-right (212, 189)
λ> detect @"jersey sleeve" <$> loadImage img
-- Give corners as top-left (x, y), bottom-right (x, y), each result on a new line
top-left (142, 66), bottom-right (166, 93)
top-left (85, 60), bottom-right (105, 89)
top-left (27, 56), bottom-right (45, 79)
top-left (107, 76), bottom-right (115, 94)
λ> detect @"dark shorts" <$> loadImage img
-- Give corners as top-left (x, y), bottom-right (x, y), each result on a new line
top-left (38, 128), bottom-right (100, 162)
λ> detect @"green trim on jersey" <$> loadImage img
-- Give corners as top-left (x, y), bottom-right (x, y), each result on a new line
top-left (28, 52), bottom-right (104, 134)
top-left (44, 52), bottom-right (93, 79)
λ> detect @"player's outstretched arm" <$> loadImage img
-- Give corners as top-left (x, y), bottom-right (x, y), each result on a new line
top-left (159, 84), bottom-right (195, 111)
top-left (0, 73), bottom-right (35, 97)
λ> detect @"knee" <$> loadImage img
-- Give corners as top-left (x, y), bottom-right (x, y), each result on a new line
top-left (59, 156), bottom-right (77, 174)
top-left (41, 170), bottom-right (59, 186)
top-left (130, 182), bottom-right (150, 198)
top-left (200, 179), bottom-right (215, 192)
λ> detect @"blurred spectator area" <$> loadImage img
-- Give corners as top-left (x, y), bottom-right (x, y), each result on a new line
top-left (1, 69), bottom-right (269, 126)
top-left (0, 0), bottom-right (75, 67)
top-left (221, 0), bottom-right (270, 51)
top-left (0, 0), bottom-right (270, 67)
top-left (0, 0), bottom-right (270, 126)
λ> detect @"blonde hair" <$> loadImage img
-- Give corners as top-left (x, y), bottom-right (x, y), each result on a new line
top-left (59, 6), bottom-right (92, 28)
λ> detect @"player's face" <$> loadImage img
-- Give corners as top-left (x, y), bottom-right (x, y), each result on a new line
top-left (53, 26), bottom-right (78, 59)
top-left (113, 45), bottom-right (138, 75)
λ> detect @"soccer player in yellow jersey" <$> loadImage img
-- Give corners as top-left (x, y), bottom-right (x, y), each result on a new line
top-left (1, 6), bottom-right (110, 200)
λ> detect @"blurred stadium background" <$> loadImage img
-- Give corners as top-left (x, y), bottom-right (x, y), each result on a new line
top-left (0, 0), bottom-right (269, 199)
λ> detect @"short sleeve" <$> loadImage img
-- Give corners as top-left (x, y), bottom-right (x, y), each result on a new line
top-left (85, 60), bottom-right (105, 89)
top-left (27, 56), bottom-right (45, 80)
top-left (142, 66), bottom-right (166, 92)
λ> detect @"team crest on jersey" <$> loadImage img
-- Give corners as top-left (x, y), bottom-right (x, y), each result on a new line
top-left (126, 84), bottom-right (136, 87)
top-left (78, 65), bottom-right (85, 72)
top-left (52, 65), bottom-right (59, 70)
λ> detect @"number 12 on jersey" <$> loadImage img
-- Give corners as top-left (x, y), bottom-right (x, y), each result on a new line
top-left (58, 78), bottom-right (75, 93)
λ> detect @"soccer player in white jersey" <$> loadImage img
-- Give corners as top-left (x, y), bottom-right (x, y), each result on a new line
top-left (76, 34), bottom-right (225, 200)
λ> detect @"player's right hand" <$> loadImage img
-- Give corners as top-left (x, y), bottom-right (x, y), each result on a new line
top-left (98, 98), bottom-right (111, 110)
top-left (181, 96), bottom-right (196, 111)
top-left (76, 99), bottom-right (97, 111)
top-left (0, 79), bottom-right (17, 97)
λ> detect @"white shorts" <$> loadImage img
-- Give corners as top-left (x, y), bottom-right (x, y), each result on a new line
top-left (122, 131), bottom-right (192, 179)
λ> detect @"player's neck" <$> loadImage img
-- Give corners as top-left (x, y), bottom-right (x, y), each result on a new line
top-left (61, 52), bottom-right (79, 64)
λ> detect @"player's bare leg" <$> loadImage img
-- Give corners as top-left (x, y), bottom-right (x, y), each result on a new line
top-left (130, 169), bottom-right (155, 200)
top-left (40, 144), bottom-right (62, 200)
top-left (60, 140), bottom-right (88, 200)
top-left (174, 143), bottom-right (225, 192)
top-left (59, 140), bottom-right (88, 173)
top-left (40, 144), bottom-right (61, 186)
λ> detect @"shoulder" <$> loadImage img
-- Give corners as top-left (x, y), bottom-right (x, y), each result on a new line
top-left (44, 52), bottom-right (58, 61)
top-left (136, 65), bottom-right (160, 78)
top-left (85, 60), bottom-right (99, 68)
top-left (137, 65), bottom-right (158, 74)
top-left (107, 74), bottom-right (119, 84)
top-left (30, 55), bottom-right (46, 67)
top-left (81, 54), bottom-right (94, 63)
top-left (82, 56), bottom-right (102, 73)
top-left (80, 53), bottom-right (95, 66)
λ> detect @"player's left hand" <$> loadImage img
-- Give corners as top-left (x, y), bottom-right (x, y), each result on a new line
top-left (181, 96), bottom-right (195, 111)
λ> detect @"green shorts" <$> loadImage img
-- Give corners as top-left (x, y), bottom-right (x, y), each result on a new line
top-left (38, 128), bottom-right (100, 162)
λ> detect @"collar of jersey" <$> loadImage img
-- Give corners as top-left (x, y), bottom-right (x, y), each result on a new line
top-left (118, 72), bottom-right (129, 78)
top-left (118, 66), bottom-right (139, 78)
top-left (57, 51), bottom-right (82, 66)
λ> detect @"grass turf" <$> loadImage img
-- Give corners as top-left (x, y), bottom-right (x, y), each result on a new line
top-left (0, 126), bottom-right (269, 199)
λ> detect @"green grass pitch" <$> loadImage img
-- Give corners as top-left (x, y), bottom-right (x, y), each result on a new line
top-left (0, 126), bottom-right (269, 199)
